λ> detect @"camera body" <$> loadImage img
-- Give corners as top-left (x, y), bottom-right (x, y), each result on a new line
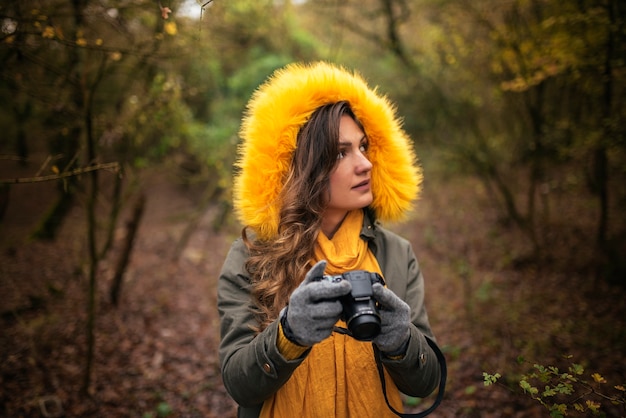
top-left (321, 270), bottom-right (385, 341)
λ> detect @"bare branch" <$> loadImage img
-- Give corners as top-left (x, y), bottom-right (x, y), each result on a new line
top-left (0, 162), bottom-right (120, 185)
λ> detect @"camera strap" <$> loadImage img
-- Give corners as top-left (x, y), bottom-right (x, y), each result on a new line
top-left (373, 336), bottom-right (447, 418)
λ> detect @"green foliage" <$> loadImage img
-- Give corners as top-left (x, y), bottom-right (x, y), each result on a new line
top-left (403, 395), bottom-right (422, 407)
top-left (352, 0), bottom-right (626, 269)
top-left (156, 402), bottom-right (173, 417)
top-left (122, 71), bottom-right (195, 163)
top-left (142, 398), bottom-right (173, 418)
top-left (484, 357), bottom-right (626, 417)
top-left (226, 52), bottom-right (294, 98)
top-left (483, 372), bottom-right (501, 386)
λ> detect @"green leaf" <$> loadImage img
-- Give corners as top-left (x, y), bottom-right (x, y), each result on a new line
top-left (569, 363), bottom-right (584, 375)
top-left (520, 379), bottom-right (538, 395)
top-left (543, 386), bottom-right (557, 397)
top-left (483, 372), bottom-right (501, 386)
top-left (549, 403), bottom-right (567, 418)
top-left (404, 396), bottom-right (421, 406)
top-left (156, 402), bottom-right (172, 418)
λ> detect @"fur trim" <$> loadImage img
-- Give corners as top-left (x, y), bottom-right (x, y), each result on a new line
top-left (234, 61), bottom-right (422, 240)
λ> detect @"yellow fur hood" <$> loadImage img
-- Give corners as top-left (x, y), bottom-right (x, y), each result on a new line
top-left (234, 61), bottom-right (422, 240)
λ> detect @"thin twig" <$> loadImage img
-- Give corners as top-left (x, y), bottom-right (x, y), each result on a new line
top-left (0, 162), bottom-right (120, 185)
top-left (35, 155), bottom-right (54, 177)
top-left (201, 0), bottom-right (214, 21)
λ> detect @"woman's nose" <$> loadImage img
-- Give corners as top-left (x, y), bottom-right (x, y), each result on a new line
top-left (356, 150), bottom-right (373, 172)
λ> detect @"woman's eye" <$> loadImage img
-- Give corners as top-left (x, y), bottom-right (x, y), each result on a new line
top-left (359, 144), bottom-right (368, 153)
top-left (337, 150), bottom-right (347, 160)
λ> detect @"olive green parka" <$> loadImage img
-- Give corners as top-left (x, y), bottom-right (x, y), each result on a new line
top-left (218, 211), bottom-right (442, 418)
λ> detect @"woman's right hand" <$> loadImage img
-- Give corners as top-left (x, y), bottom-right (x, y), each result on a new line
top-left (281, 260), bottom-right (352, 346)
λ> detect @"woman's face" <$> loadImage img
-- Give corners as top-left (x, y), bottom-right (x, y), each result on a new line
top-left (323, 115), bottom-right (373, 233)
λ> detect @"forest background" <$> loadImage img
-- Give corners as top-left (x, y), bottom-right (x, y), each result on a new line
top-left (1, 0), bottom-right (625, 417)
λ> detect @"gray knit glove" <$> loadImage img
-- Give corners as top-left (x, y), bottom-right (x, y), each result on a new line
top-left (281, 260), bottom-right (352, 347)
top-left (372, 283), bottom-right (411, 355)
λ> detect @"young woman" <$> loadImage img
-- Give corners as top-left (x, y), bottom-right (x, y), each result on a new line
top-left (218, 62), bottom-right (442, 418)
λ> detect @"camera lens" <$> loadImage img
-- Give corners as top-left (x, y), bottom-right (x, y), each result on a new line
top-left (338, 270), bottom-right (383, 341)
top-left (347, 312), bottom-right (381, 341)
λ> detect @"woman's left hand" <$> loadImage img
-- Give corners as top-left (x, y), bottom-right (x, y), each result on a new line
top-left (371, 283), bottom-right (411, 355)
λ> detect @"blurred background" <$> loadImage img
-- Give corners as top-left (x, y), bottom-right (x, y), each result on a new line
top-left (1, 0), bottom-right (625, 417)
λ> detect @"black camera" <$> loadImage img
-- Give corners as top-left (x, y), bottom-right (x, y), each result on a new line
top-left (321, 270), bottom-right (385, 341)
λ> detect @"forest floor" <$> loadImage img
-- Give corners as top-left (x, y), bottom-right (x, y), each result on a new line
top-left (1, 160), bottom-right (625, 418)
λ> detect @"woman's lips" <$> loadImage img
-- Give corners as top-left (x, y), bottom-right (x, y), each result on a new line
top-left (352, 180), bottom-right (370, 190)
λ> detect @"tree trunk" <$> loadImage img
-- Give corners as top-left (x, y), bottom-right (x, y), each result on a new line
top-left (110, 193), bottom-right (146, 306)
top-left (594, 0), bottom-right (616, 247)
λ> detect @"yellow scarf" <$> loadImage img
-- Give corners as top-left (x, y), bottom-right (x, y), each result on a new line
top-left (260, 210), bottom-right (403, 417)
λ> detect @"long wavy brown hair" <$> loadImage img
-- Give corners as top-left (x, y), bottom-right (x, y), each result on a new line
top-left (243, 101), bottom-right (366, 331)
